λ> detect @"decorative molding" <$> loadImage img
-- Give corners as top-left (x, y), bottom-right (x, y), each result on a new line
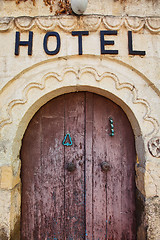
top-left (145, 18), bottom-right (160, 33)
top-left (82, 16), bottom-right (101, 31)
top-left (0, 16), bottom-right (160, 33)
top-left (0, 17), bottom-right (14, 32)
top-left (15, 16), bottom-right (35, 31)
top-left (0, 66), bottom-right (159, 137)
top-left (148, 137), bottom-right (160, 158)
top-left (103, 16), bottom-right (124, 31)
top-left (124, 17), bottom-right (145, 32)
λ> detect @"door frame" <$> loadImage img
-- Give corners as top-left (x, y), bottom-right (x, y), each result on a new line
top-left (0, 55), bottom-right (158, 239)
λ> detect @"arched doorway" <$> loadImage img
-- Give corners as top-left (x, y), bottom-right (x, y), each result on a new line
top-left (20, 92), bottom-right (136, 239)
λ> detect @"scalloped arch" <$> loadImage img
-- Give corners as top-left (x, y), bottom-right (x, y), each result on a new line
top-left (0, 55), bottom-right (159, 144)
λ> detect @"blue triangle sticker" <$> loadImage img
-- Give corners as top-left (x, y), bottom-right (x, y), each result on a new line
top-left (63, 133), bottom-right (73, 146)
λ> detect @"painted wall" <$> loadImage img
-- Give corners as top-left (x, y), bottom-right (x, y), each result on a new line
top-left (0, 0), bottom-right (160, 239)
top-left (0, 0), bottom-right (159, 17)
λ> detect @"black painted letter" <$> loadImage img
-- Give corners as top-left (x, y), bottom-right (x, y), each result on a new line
top-left (100, 30), bottom-right (118, 55)
top-left (72, 31), bottom-right (89, 55)
top-left (15, 31), bottom-right (33, 56)
top-left (128, 31), bottom-right (146, 56)
top-left (43, 32), bottom-right (61, 55)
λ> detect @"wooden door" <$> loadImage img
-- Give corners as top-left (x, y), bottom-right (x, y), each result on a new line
top-left (21, 92), bottom-right (136, 240)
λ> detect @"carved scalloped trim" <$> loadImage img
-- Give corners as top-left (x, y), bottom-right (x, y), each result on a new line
top-left (58, 16), bottom-right (78, 32)
top-left (36, 17), bottom-right (58, 31)
top-left (124, 17), bottom-right (145, 32)
top-left (0, 16), bottom-right (160, 33)
top-left (0, 82), bottom-right (45, 127)
top-left (14, 16), bottom-right (35, 31)
top-left (0, 17), bottom-right (14, 32)
top-left (145, 18), bottom-right (160, 33)
top-left (102, 16), bottom-right (124, 30)
top-left (82, 16), bottom-right (101, 31)
top-left (0, 66), bottom-right (159, 137)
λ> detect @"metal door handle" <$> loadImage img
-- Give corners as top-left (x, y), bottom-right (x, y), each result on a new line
top-left (101, 161), bottom-right (110, 172)
top-left (66, 162), bottom-right (76, 172)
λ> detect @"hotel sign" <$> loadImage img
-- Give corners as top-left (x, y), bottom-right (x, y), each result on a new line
top-left (15, 30), bottom-right (146, 56)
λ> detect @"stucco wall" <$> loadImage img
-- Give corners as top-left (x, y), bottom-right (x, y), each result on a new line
top-left (0, 0), bottom-right (160, 239)
top-left (0, 0), bottom-right (159, 17)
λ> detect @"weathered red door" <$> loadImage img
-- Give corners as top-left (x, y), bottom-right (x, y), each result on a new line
top-left (21, 92), bottom-right (136, 240)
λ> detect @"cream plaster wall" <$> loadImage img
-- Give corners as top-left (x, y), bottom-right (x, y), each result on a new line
top-left (0, 0), bottom-right (160, 239)
top-left (0, 0), bottom-right (159, 17)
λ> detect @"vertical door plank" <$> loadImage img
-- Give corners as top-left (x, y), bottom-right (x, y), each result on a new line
top-left (21, 95), bottom-right (66, 240)
top-left (92, 94), bottom-right (108, 240)
top-left (120, 113), bottom-right (136, 240)
top-left (64, 92), bottom-right (85, 240)
top-left (21, 111), bottom-right (42, 239)
top-left (105, 102), bottom-right (123, 240)
top-left (105, 99), bottom-right (136, 240)
top-left (40, 96), bottom-right (65, 239)
top-left (85, 92), bottom-right (93, 240)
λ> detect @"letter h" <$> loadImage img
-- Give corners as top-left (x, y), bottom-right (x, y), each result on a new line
top-left (15, 31), bottom-right (33, 56)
